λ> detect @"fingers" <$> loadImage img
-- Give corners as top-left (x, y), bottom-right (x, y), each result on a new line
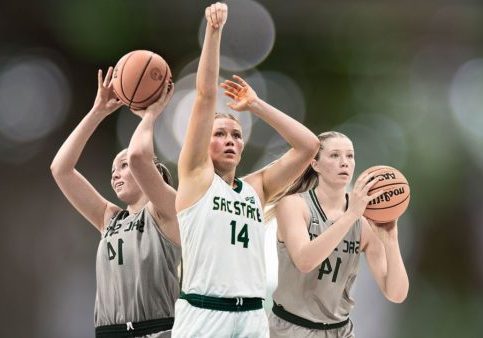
top-left (97, 69), bottom-right (103, 87)
top-left (206, 2), bottom-right (228, 29)
top-left (232, 75), bottom-right (248, 87)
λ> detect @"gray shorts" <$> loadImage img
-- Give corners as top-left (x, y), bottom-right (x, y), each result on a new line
top-left (268, 312), bottom-right (354, 338)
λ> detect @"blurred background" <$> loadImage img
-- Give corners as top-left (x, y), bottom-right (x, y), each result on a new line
top-left (1, 0), bottom-right (482, 337)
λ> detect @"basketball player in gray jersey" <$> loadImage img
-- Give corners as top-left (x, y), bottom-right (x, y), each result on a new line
top-left (51, 67), bottom-right (181, 337)
top-left (269, 132), bottom-right (409, 337)
top-left (172, 3), bottom-right (319, 337)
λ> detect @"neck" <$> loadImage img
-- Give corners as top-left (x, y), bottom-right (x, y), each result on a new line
top-left (215, 168), bottom-right (236, 187)
top-left (127, 196), bottom-right (149, 215)
top-left (314, 183), bottom-right (347, 211)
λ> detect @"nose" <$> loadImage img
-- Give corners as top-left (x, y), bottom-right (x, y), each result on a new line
top-left (225, 135), bottom-right (235, 146)
top-left (112, 169), bottom-right (120, 180)
top-left (340, 157), bottom-right (349, 167)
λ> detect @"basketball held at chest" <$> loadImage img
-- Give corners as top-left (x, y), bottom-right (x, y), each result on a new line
top-left (112, 50), bottom-right (172, 110)
top-left (360, 165), bottom-right (410, 223)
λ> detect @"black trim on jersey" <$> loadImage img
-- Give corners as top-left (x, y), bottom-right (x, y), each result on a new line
top-left (272, 302), bottom-right (350, 330)
top-left (309, 189), bottom-right (328, 222)
top-left (95, 317), bottom-right (174, 337)
top-left (309, 190), bottom-right (350, 222)
top-left (233, 177), bottom-right (243, 193)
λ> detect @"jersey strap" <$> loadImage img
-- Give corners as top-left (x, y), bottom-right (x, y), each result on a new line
top-left (180, 291), bottom-right (263, 312)
top-left (95, 317), bottom-right (174, 337)
top-left (272, 302), bottom-right (350, 330)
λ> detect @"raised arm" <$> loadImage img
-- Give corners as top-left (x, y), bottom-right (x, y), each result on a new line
top-left (277, 171), bottom-right (385, 273)
top-left (222, 76), bottom-right (320, 205)
top-left (127, 83), bottom-right (180, 244)
top-left (176, 2), bottom-right (228, 211)
top-left (50, 68), bottom-right (123, 231)
top-left (362, 218), bottom-right (409, 303)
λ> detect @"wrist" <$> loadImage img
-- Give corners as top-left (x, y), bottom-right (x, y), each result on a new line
top-left (246, 96), bottom-right (262, 112)
top-left (90, 106), bottom-right (110, 118)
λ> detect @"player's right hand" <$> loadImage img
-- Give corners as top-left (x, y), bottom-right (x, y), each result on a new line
top-left (92, 67), bottom-right (123, 116)
top-left (347, 172), bottom-right (385, 219)
top-left (205, 2), bottom-right (228, 30)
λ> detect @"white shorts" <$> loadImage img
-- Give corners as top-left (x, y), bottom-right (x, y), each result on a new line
top-left (172, 299), bottom-right (269, 338)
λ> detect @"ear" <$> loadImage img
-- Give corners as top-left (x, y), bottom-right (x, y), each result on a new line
top-left (310, 158), bottom-right (319, 173)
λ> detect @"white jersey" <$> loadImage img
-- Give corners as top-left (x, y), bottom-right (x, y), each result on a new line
top-left (177, 174), bottom-right (266, 298)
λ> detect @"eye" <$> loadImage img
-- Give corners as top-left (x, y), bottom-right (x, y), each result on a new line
top-left (347, 154), bottom-right (354, 159)
top-left (233, 132), bottom-right (242, 139)
top-left (330, 153), bottom-right (339, 158)
top-left (214, 131), bottom-right (224, 137)
top-left (121, 162), bottom-right (128, 169)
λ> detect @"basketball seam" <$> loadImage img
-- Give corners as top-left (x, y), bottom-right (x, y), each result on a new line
top-left (118, 52), bottom-right (135, 102)
top-left (130, 63), bottom-right (169, 106)
top-left (129, 53), bottom-right (154, 109)
top-left (368, 182), bottom-right (409, 193)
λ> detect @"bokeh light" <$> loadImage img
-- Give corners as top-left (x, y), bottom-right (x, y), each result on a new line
top-left (335, 113), bottom-right (408, 175)
top-left (0, 53), bottom-right (70, 163)
top-left (449, 58), bottom-right (483, 170)
top-left (198, 0), bottom-right (275, 72)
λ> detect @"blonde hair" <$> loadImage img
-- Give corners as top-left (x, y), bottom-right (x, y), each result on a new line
top-left (265, 131), bottom-right (350, 221)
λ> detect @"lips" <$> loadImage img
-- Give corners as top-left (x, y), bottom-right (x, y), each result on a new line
top-left (224, 149), bottom-right (236, 155)
top-left (114, 182), bottom-right (124, 189)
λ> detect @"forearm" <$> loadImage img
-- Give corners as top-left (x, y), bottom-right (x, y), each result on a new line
top-left (295, 212), bottom-right (358, 272)
top-left (382, 240), bottom-right (409, 303)
top-left (128, 113), bottom-right (156, 161)
top-left (51, 108), bottom-right (107, 174)
top-left (248, 98), bottom-right (318, 153)
top-left (196, 24), bottom-right (222, 98)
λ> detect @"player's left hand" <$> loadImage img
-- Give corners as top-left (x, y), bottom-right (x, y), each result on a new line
top-left (221, 75), bottom-right (258, 112)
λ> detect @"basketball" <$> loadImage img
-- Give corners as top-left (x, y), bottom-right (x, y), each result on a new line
top-left (360, 165), bottom-right (410, 223)
top-left (112, 50), bottom-right (171, 110)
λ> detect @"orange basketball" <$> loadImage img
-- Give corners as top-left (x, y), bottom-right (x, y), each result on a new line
top-left (112, 50), bottom-right (171, 110)
top-left (360, 165), bottom-right (410, 223)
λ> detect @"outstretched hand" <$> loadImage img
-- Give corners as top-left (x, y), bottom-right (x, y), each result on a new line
top-left (220, 75), bottom-right (258, 112)
top-left (92, 67), bottom-right (123, 116)
top-left (131, 80), bottom-right (174, 119)
top-left (205, 2), bottom-right (228, 30)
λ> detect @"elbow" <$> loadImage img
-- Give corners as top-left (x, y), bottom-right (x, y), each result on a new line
top-left (385, 289), bottom-right (408, 304)
top-left (50, 160), bottom-right (65, 178)
top-left (294, 258), bottom-right (318, 274)
top-left (307, 135), bottom-right (320, 157)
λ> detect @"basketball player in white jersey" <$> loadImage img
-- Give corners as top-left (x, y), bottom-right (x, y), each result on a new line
top-left (51, 68), bottom-right (181, 337)
top-left (269, 131), bottom-right (409, 337)
top-left (171, 2), bottom-right (319, 337)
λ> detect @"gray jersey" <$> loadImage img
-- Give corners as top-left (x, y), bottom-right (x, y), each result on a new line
top-left (95, 208), bottom-right (181, 327)
top-left (273, 189), bottom-right (361, 324)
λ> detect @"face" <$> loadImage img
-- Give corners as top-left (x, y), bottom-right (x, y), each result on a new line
top-left (111, 149), bottom-right (142, 203)
top-left (312, 137), bottom-right (355, 187)
top-left (209, 118), bottom-right (245, 172)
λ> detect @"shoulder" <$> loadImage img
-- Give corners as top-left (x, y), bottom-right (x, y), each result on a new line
top-left (276, 193), bottom-right (310, 220)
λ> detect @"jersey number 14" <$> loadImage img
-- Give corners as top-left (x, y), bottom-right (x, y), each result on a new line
top-left (229, 220), bottom-right (249, 248)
